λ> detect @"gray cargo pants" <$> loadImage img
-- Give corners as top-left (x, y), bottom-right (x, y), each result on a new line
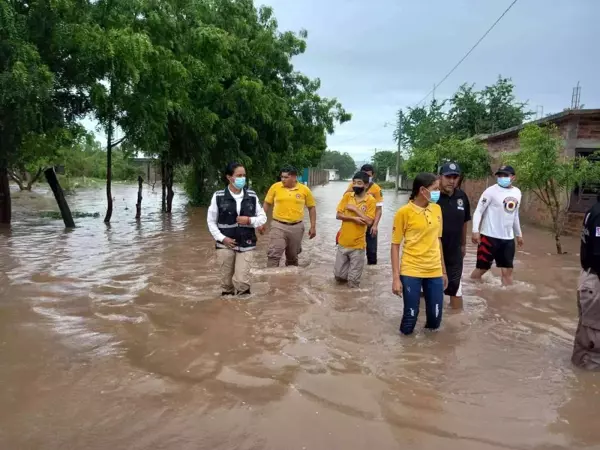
top-left (334, 246), bottom-right (366, 288)
top-left (572, 270), bottom-right (600, 370)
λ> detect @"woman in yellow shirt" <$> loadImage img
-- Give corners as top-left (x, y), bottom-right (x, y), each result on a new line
top-left (391, 173), bottom-right (448, 335)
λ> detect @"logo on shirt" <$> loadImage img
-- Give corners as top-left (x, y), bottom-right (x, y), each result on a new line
top-left (503, 196), bottom-right (519, 213)
top-left (361, 205), bottom-right (367, 212)
top-left (296, 194), bottom-right (302, 199)
top-left (457, 198), bottom-right (464, 207)
top-left (482, 197), bottom-right (488, 204)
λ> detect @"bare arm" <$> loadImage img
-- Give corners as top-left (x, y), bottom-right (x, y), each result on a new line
top-left (262, 201), bottom-right (271, 215)
top-left (391, 243), bottom-right (401, 277)
top-left (308, 206), bottom-right (316, 229)
top-left (373, 206), bottom-right (382, 228)
top-left (336, 212), bottom-right (363, 224)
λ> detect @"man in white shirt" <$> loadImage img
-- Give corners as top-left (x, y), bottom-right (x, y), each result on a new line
top-left (470, 165), bottom-right (524, 286)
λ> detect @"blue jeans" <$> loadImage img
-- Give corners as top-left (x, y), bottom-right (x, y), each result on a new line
top-left (399, 275), bottom-right (444, 335)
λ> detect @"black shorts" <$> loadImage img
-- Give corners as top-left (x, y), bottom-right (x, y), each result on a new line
top-left (444, 263), bottom-right (463, 297)
top-left (476, 235), bottom-right (515, 270)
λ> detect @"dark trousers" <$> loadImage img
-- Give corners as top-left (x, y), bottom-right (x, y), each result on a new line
top-left (365, 227), bottom-right (377, 265)
top-left (399, 275), bottom-right (444, 335)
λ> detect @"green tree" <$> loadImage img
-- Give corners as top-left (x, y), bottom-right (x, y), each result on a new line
top-left (504, 124), bottom-right (600, 254)
top-left (318, 150), bottom-right (356, 179)
top-left (401, 100), bottom-right (449, 150)
top-left (371, 150), bottom-right (398, 178)
top-left (404, 136), bottom-right (490, 180)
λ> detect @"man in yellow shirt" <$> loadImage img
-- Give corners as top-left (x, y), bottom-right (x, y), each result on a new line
top-left (345, 164), bottom-right (383, 265)
top-left (335, 171), bottom-right (377, 287)
top-left (263, 166), bottom-right (317, 267)
top-left (391, 173), bottom-right (448, 335)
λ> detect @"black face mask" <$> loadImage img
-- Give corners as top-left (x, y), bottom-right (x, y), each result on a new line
top-left (353, 186), bottom-right (365, 195)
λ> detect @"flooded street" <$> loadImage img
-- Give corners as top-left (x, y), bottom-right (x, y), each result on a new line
top-left (1, 181), bottom-right (599, 450)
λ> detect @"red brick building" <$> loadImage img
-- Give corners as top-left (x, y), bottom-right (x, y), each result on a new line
top-left (461, 109), bottom-right (600, 233)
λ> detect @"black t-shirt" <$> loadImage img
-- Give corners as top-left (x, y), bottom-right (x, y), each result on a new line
top-left (581, 201), bottom-right (600, 275)
top-left (438, 188), bottom-right (471, 262)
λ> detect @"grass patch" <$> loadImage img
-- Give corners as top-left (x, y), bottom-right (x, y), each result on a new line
top-left (377, 181), bottom-right (396, 189)
top-left (40, 211), bottom-right (101, 219)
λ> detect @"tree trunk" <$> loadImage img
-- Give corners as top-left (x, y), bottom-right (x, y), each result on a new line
top-left (26, 168), bottom-right (43, 191)
top-left (104, 120), bottom-right (113, 224)
top-left (555, 234), bottom-right (563, 255)
top-left (0, 167), bottom-right (11, 226)
top-left (44, 167), bottom-right (75, 228)
top-left (135, 175), bottom-right (143, 220)
top-left (8, 170), bottom-right (25, 191)
top-left (165, 162), bottom-right (174, 213)
top-left (161, 159), bottom-right (166, 213)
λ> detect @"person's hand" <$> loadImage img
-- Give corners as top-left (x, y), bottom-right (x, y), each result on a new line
top-left (442, 273), bottom-right (449, 290)
top-left (308, 226), bottom-right (316, 239)
top-left (222, 237), bottom-right (237, 248)
top-left (354, 217), bottom-right (367, 225)
top-left (517, 236), bottom-right (524, 248)
top-left (461, 244), bottom-right (466, 258)
top-left (236, 216), bottom-right (251, 225)
top-left (472, 232), bottom-right (481, 245)
top-left (370, 224), bottom-right (378, 236)
top-left (257, 225), bottom-right (266, 235)
top-left (346, 204), bottom-right (358, 213)
top-left (392, 277), bottom-right (402, 296)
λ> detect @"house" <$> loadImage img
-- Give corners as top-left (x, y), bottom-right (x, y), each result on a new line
top-left (461, 109), bottom-right (600, 233)
top-left (324, 169), bottom-right (340, 181)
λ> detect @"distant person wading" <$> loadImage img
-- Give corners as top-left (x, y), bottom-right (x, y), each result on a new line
top-left (262, 166), bottom-right (317, 267)
top-left (207, 162), bottom-right (267, 296)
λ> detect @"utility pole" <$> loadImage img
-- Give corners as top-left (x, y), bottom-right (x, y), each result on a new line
top-left (394, 110), bottom-right (403, 191)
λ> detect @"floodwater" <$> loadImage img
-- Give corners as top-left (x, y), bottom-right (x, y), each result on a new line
top-left (1, 181), bottom-right (599, 450)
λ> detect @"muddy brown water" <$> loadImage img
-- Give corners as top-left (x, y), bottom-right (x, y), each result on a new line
top-left (1, 182), bottom-right (599, 450)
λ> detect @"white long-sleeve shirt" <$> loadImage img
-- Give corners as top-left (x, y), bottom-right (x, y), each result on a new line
top-left (472, 184), bottom-right (522, 240)
top-left (207, 188), bottom-right (267, 243)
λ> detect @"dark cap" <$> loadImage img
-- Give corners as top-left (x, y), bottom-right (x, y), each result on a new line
top-left (360, 164), bottom-right (374, 173)
top-left (439, 162), bottom-right (461, 176)
top-left (495, 165), bottom-right (515, 176)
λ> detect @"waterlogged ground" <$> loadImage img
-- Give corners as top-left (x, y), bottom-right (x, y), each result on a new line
top-left (1, 182), bottom-right (599, 450)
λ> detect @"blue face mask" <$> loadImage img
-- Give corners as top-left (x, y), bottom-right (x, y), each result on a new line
top-left (233, 177), bottom-right (246, 189)
top-left (497, 177), bottom-right (511, 188)
top-left (428, 189), bottom-right (441, 203)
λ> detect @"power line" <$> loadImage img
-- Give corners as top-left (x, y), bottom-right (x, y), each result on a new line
top-left (334, 0), bottom-right (520, 145)
top-left (414, 0), bottom-right (519, 107)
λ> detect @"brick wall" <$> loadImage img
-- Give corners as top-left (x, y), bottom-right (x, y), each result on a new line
top-left (577, 117), bottom-right (600, 140)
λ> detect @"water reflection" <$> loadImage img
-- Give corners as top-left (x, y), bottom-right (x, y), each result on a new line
top-left (0, 181), bottom-right (598, 449)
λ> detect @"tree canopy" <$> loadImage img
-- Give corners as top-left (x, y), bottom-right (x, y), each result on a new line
top-left (318, 150), bottom-right (356, 179)
top-left (0, 0), bottom-right (351, 224)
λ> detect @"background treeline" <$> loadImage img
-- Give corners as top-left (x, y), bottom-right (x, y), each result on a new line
top-left (0, 0), bottom-right (350, 225)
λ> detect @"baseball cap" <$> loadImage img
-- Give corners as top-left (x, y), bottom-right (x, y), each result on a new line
top-left (439, 162), bottom-right (461, 176)
top-left (495, 165), bottom-right (515, 176)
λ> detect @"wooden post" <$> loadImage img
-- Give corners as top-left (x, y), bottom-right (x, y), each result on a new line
top-left (44, 167), bottom-right (75, 228)
top-left (0, 167), bottom-right (11, 226)
top-left (135, 175), bottom-right (143, 220)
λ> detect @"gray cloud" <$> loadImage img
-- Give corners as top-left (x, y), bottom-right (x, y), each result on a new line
top-left (262, 0), bottom-right (600, 161)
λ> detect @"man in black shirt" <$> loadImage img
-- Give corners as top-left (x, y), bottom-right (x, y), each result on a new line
top-left (438, 162), bottom-right (471, 309)
top-left (572, 195), bottom-right (600, 370)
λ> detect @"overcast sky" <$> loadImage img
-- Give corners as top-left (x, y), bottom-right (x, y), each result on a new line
top-left (260, 0), bottom-right (600, 163)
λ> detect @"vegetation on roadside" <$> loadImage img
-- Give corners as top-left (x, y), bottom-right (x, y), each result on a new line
top-left (396, 77), bottom-right (531, 180)
top-left (503, 124), bottom-right (600, 254)
top-left (0, 0), bottom-right (350, 226)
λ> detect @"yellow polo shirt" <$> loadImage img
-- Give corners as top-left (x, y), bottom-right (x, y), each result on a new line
top-left (391, 201), bottom-right (443, 277)
top-left (346, 182), bottom-right (384, 206)
top-left (265, 182), bottom-right (316, 223)
top-left (336, 192), bottom-right (377, 249)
